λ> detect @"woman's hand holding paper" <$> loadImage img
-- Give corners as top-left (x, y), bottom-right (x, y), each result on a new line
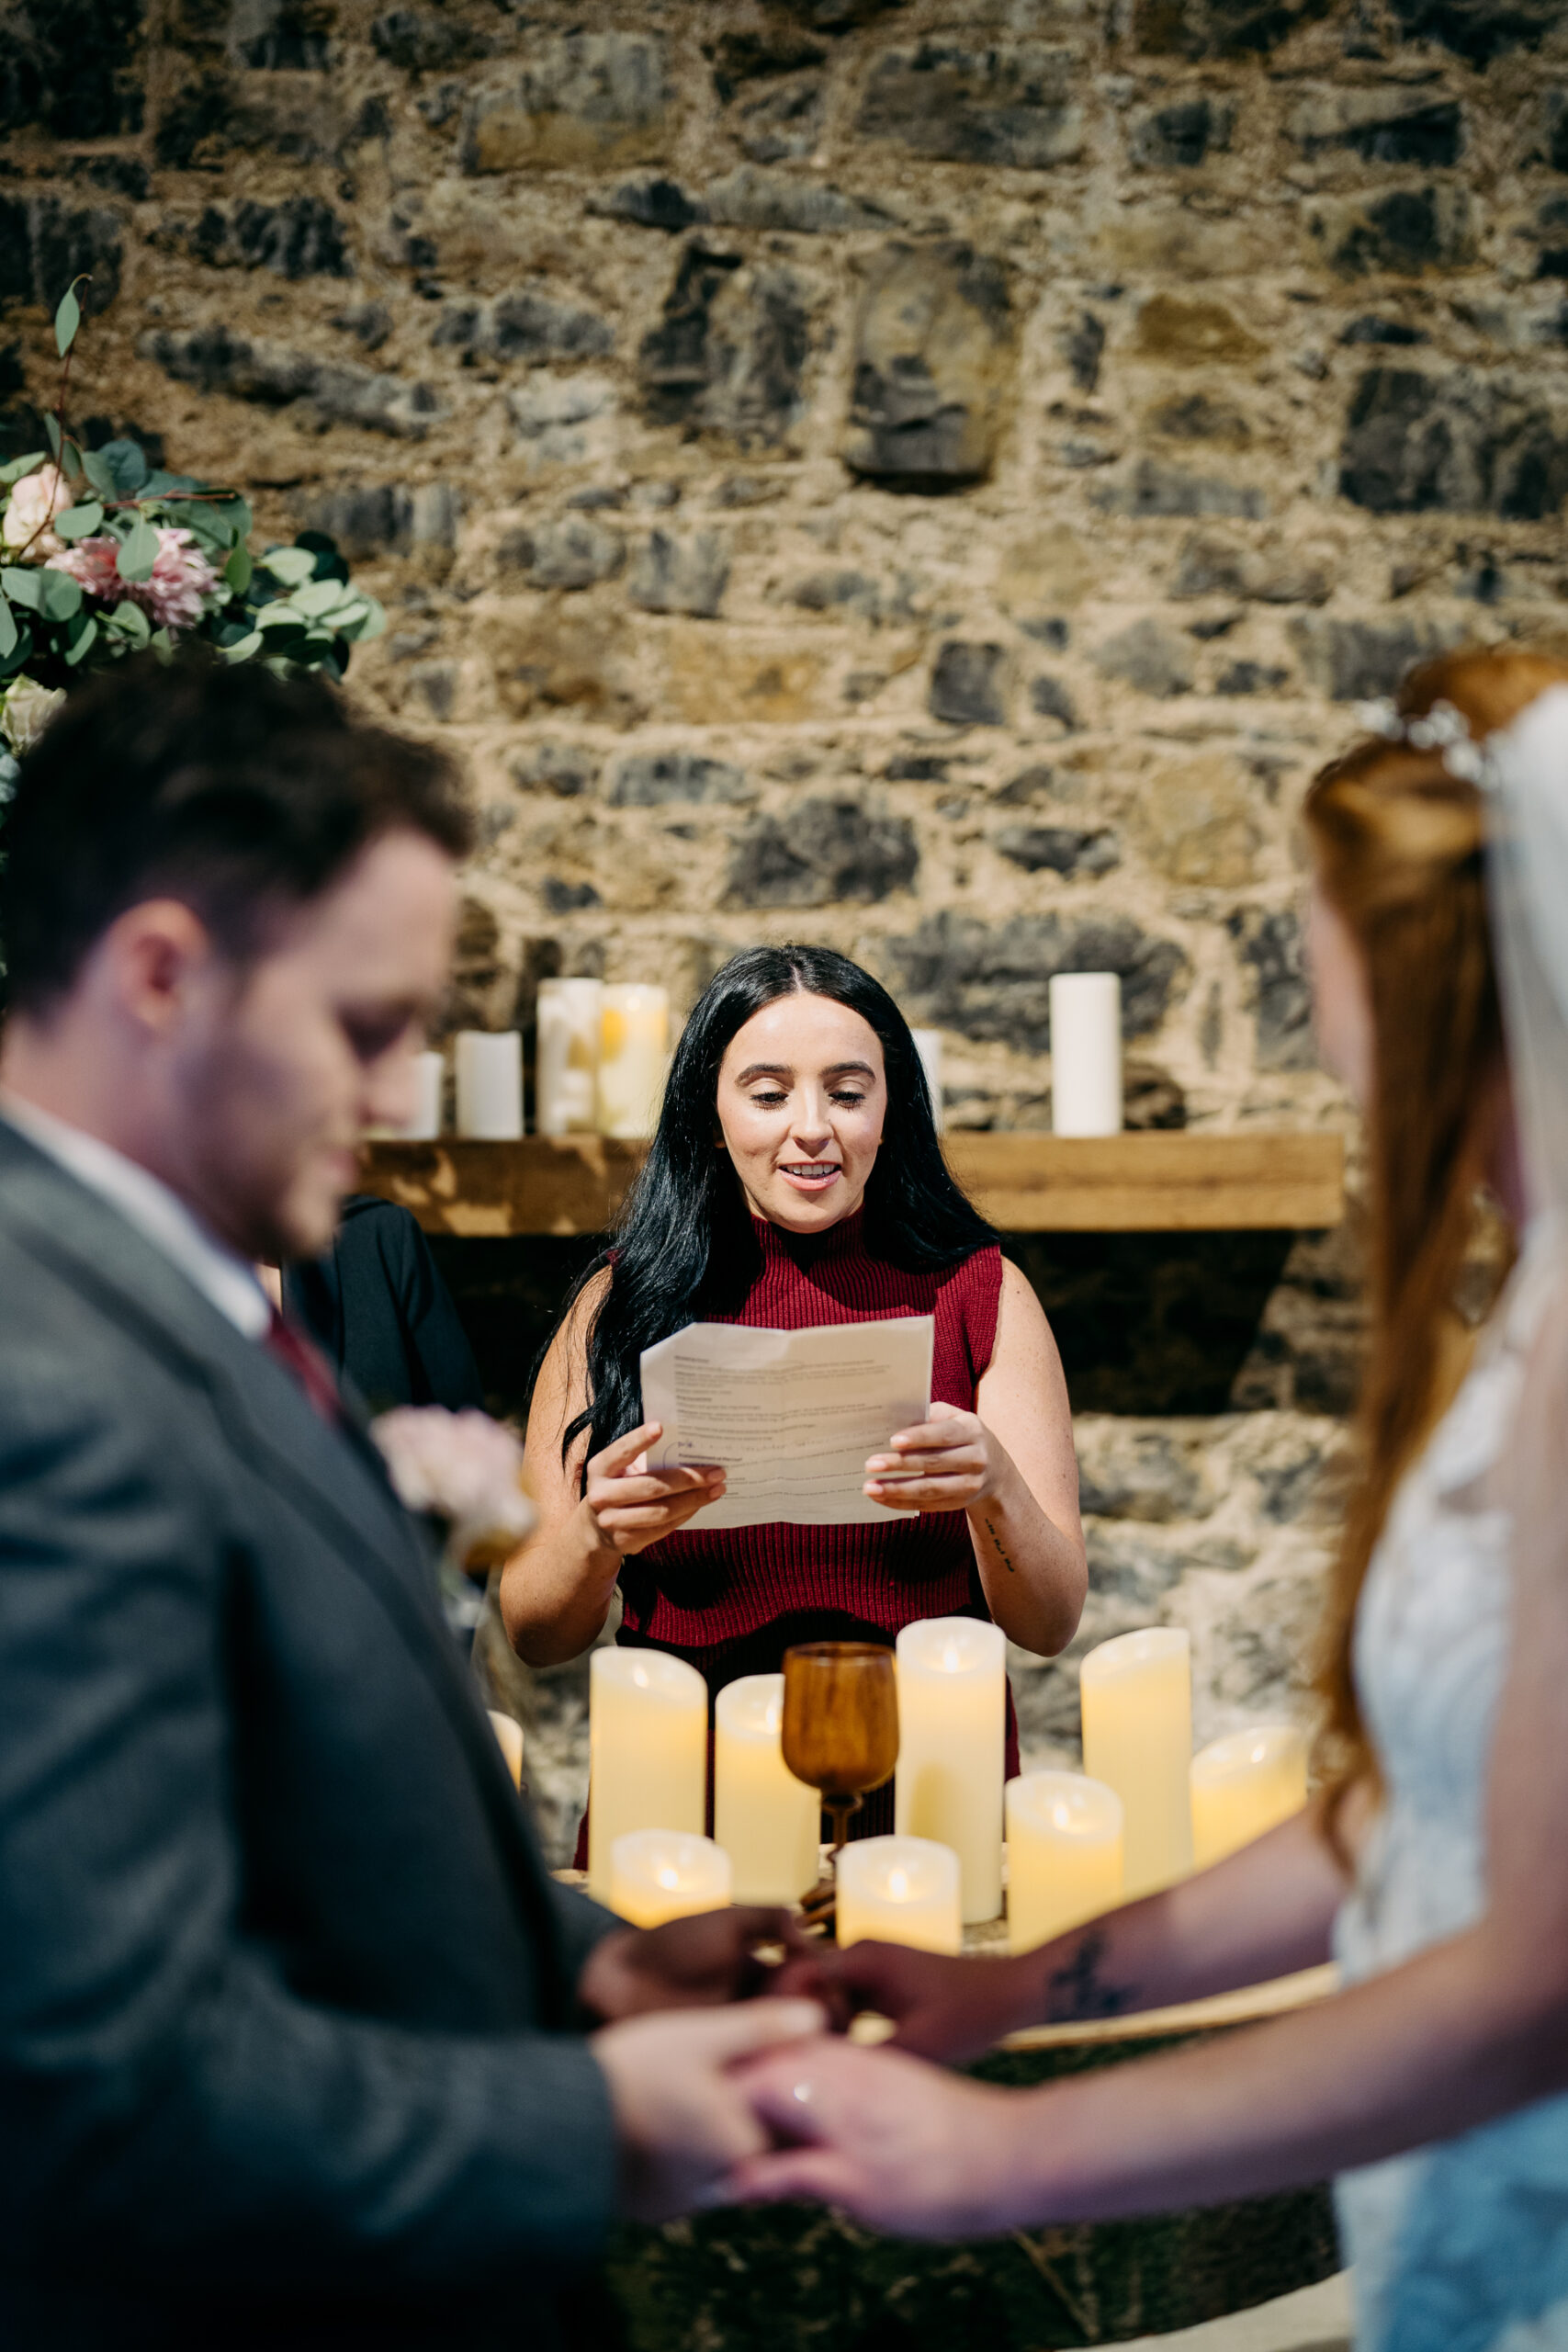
top-left (863, 1399), bottom-right (1005, 1513)
top-left (584, 1420), bottom-right (727, 1557)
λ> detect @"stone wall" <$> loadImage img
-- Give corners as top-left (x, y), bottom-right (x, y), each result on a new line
top-left (6, 0), bottom-right (1559, 1857)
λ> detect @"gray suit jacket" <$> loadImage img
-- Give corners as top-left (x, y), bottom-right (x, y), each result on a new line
top-left (0, 1122), bottom-right (622, 2350)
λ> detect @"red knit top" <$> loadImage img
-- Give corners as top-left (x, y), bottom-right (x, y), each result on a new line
top-left (613, 1211), bottom-right (1020, 1833)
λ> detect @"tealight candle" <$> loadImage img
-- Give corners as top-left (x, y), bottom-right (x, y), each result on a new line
top-left (596, 985), bottom-right (670, 1139)
top-left (1050, 972), bottom-right (1122, 1137)
top-left (1006, 1771), bottom-right (1123, 1953)
top-left (894, 1617), bottom-right (1006, 1923)
top-left (715, 1674), bottom-right (821, 1905)
top-left (587, 1648), bottom-right (707, 1902)
top-left (487, 1710), bottom-right (524, 1790)
top-left (1190, 1723), bottom-right (1309, 1871)
top-left (536, 978), bottom-right (603, 1137)
top-left (836, 1835), bottom-right (961, 1953)
top-left (608, 1829), bottom-right (732, 1928)
top-left (455, 1030), bottom-right (524, 1140)
top-left (1078, 1626), bottom-right (1194, 1898)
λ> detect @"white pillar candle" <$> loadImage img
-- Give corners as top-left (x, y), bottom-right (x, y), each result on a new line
top-left (1078, 1626), bottom-right (1193, 1898)
top-left (608, 1829), bottom-right (732, 1928)
top-left (488, 1709), bottom-right (524, 1790)
top-left (837, 1834), bottom-right (962, 1953)
top-left (1050, 972), bottom-right (1122, 1136)
top-left (894, 1617), bottom-right (1006, 1923)
top-left (587, 1648), bottom-right (708, 1902)
top-left (715, 1673), bottom-right (822, 1905)
top-left (1190, 1723), bottom-right (1309, 1871)
top-left (367, 1048), bottom-right (444, 1140)
top-left (1006, 1771), bottom-right (1123, 1954)
top-left (536, 978), bottom-right (603, 1137)
top-left (909, 1027), bottom-right (944, 1133)
top-left (455, 1029), bottom-right (524, 1140)
top-left (596, 985), bottom-right (670, 1139)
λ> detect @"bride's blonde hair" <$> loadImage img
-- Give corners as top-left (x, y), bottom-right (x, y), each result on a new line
top-left (1303, 645), bottom-right (1568, 1802)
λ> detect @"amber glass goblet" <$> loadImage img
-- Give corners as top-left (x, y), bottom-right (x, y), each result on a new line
top-left (782, 1641), bottom-right (899, 1866)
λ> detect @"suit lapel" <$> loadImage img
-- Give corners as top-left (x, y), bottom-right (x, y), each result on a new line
top-left (0, 1128), bottom-right (570, 1984)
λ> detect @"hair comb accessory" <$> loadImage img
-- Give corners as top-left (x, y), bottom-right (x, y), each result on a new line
top-left (1354, 697), bottom-right (1494, 788)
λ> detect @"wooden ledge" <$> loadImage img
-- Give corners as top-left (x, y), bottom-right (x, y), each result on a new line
top-left (358, 1130), bottom-right (1344, 1238)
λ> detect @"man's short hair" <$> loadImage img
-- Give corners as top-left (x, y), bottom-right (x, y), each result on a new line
top-left (1, 650), bottom-right (473, 1015)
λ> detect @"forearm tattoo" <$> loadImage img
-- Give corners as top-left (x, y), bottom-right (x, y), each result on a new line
top-left (983, 1514), bottom-right (1016, 1572)
top-left (1043, 1929), bottom-right (1136, 2023)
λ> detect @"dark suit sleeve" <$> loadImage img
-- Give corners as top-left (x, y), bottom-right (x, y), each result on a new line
top-left (0, 1361), bottom-right (617, 2295)
top-left (548, 1880), bottom-right (625, 1986)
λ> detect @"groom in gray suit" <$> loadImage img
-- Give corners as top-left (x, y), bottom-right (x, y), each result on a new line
top-left (0, 655), bottom-right (820, 2350)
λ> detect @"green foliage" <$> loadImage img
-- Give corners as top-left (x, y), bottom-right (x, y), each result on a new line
top-left (0, 291), bottom-right (387, 723)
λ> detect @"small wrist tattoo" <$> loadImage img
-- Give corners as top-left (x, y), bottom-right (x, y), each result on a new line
top-left (1043, 1929), bottom-right (1134, 2024)
top-left (983, 1514), bottom-right (1017, 1572)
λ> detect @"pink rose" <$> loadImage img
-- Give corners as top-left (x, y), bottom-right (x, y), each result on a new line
top-left (370, 1406), bottom-right (537, 1569)
top-left (51, 526), bottom-right (220, 631)
top-left (2, 467), bottom-right (73, 558)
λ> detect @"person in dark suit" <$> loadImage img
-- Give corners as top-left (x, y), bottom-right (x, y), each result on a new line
top-left (0, 654), bottom-right (821, 2352)
top-left (284, 1192), bottom-right (487, 1412)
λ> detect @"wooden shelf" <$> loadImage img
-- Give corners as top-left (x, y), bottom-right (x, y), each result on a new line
top-left (357, 1130), bottom-right (1344, 1238)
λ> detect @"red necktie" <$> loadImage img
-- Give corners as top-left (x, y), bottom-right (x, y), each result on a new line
top-left (264, 1306), bottom-right (343, 1426)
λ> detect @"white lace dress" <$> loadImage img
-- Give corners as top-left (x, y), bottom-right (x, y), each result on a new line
top-left (1335, 1223), bottom-right (1568, 2352)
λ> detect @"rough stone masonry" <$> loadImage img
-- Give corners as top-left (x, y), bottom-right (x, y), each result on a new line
top-left (3, 0), bottom-right (1559, 1847)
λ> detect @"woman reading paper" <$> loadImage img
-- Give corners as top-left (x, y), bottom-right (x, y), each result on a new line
top-left (502, 944), bottom-right (1085, 1832)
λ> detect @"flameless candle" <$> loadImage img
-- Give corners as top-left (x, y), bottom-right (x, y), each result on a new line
top-left (1006, 1771), bottom-right (1123, 1953)
top-left (608, 1829), bottom-right (732, 1928)
top-left (1050, 972), bottom-right (1122, 1136)
top-left (536, 978), bottom-right (603, 1137)
top-left (894, 1617), bottom-right (1006, 1923)
top-left (836, 1835), bottom-right (962, 1953)
top-left (587, 1648), bottom-right (707, 1902)
top-left (909, 1027), bottom-right (945, 1133)
top-left (487, 1710), bottom-right (524, 1790)
top-left (455, 1030), bottom-right (524, 1140)
top-left (1190, 1723), bottom-right (1309, 1871)
top-left (714, 1674), bottom-right (821, 1905)
top-left (596, 985), bottom-right (670, 1139)
top-left (1078, 1626), bottom-right (1193, 1898)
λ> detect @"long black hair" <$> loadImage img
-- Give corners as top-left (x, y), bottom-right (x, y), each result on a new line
top-left (558, 944), bottom-right (995, 1467)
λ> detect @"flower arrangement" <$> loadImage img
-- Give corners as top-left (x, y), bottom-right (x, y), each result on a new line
top-left (371, 1406), bottom-right (538, 1632)
top-left (0, 278), bottom-right (386, 785)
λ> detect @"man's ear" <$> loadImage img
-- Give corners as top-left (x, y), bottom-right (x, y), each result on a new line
top-left (96, 899), bottom-right (217, 1037)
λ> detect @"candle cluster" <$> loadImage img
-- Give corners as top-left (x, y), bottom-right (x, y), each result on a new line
top-left (585, 1616), bottom-right (1309, 1950)
top-left (378, 983), bottom-right (672, 1143)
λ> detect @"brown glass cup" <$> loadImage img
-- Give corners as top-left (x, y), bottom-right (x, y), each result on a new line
top-left (782, 1641), bottom-right (899, 1861)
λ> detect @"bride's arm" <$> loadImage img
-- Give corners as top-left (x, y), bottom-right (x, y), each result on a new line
top-left (735, 1297), bottom-right (1568, 2233)
top-left (500, 1272), bottom-right (725, 1668)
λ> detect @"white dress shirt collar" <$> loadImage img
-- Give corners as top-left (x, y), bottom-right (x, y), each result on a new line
top-left (0, 1091), bottom-right (271, 1340)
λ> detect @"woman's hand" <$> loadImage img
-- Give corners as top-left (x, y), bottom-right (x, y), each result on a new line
top-left (863, 1399), bottom-right (1007, 1514)
top-left (582, 1422), bottom-right (726, 1557)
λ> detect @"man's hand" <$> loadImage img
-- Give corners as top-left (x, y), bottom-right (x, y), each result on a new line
top-left (592, 1999), bottom-right (825, 2223)
top-left (727, 2038), bottom-right (1028, 2238)
top-left (580, 1905), bottom-right (816, 2023)
top-left (774, 1939), bottom-right (1038, 2064)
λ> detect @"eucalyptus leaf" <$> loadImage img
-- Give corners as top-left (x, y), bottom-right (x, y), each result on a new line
top-left (0, 452), bottom-right (47, 486)
top-left (44, 414), bottom-right (62, 459)
top-left (55, 502), bottom-right (104, 541)
top-left (91, 439), bottom-right (148, 498)
top-left (0, 599), bottom-right (15, 660)
top-left (289, 577), bottom-right (352, 621)
top-left (256, 605), bottom-right (310, 637)
top-left (62, 610), bottom-right (98, 666)
top-left (54, 284), bottom-right (81, 357)
top-left (259, 545), bottom-right (316, 589)
top-left (0, 625), bottom-right (32, 680)
top-left (141, 470), bottom-right (203, 497)
top-left (33, 568), bottom-right (83, 621)
top-left (224, 545), bottom-right (254, 595)
top-left (117, 514), bottom-right (160, 584)
top-left (338, 595), bottom-right (387, 643)
top-left (1, 569), bottom-right (45, 612)
top-left (220, 630), bottom-right (265, 663)
top-left (106, 599), bottom-right (152, 645)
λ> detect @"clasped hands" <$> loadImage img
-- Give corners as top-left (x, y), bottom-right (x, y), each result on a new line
top-left (582, 1401), bottom-right (1005, 1556)
top-left (583, 1907), bottom-right (1034, 2235)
